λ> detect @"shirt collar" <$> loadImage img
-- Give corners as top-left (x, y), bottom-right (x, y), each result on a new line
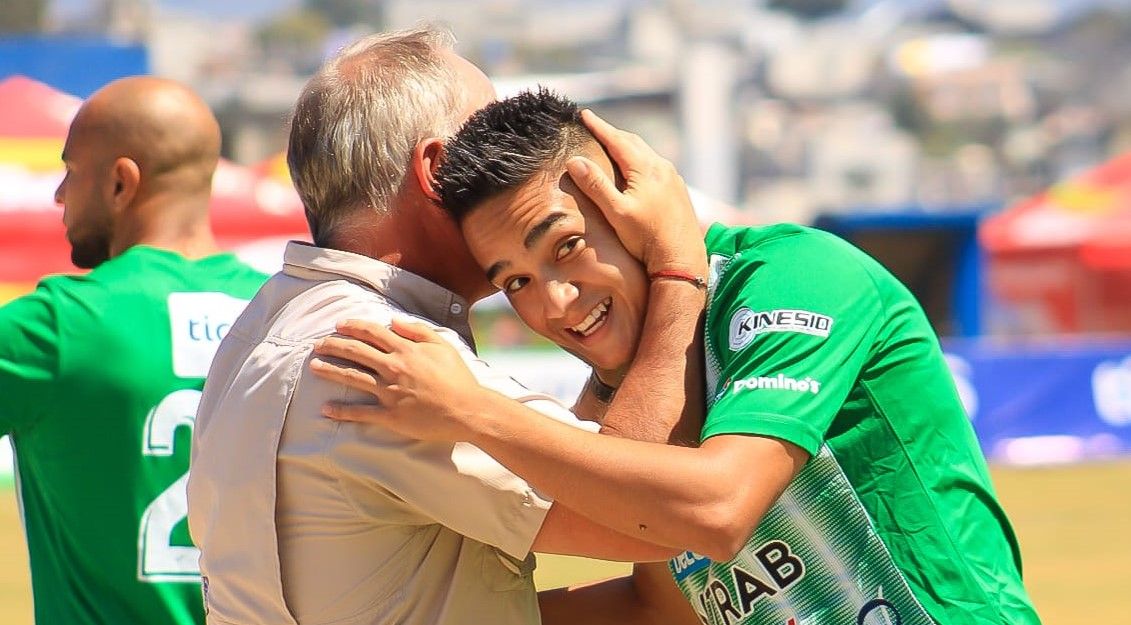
top-left (281, 241), bottom-right (474, 346)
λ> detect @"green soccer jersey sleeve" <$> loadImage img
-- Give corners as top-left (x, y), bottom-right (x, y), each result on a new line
top-left (0, 287), bottom-right (61, 434)
top-left (701, 225), bottom-right (885, 454)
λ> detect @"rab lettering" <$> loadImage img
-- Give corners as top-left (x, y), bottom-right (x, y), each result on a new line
top-left (682, 540), bottom-right (807, 625)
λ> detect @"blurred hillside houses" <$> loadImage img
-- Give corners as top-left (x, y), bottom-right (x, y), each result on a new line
top-left (13, 0), bottom-right (1131, 221)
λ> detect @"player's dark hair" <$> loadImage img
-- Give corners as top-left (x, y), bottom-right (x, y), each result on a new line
top-left (435, 87), bottom-right (593, 222)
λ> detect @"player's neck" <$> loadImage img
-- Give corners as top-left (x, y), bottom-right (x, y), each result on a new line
top-left (110, 195), bottom-right (222, 261)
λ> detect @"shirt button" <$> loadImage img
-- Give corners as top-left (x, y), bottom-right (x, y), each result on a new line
top-left (450, 302), bottom-right (463, 315)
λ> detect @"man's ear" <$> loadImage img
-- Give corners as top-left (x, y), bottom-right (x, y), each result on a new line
top-left (110, 157), bottom-right (141, 213)
top-left (412, 138), bottom-right (445, 203)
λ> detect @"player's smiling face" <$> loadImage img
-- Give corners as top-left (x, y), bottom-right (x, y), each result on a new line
top-left (459, 145), bottom-right (648, 372)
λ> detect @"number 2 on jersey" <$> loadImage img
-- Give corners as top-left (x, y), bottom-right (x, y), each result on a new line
top-left (138, 389), bottom-right (201, 583)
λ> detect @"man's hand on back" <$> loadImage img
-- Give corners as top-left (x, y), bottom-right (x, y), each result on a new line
top-left (310, 318), bottom-right (487, 442)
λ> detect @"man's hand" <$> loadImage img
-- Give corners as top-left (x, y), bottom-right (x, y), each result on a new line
top-left (309, 318), bottom-right (487, 442)
top-left (566, 109), bottom-right (707, 279)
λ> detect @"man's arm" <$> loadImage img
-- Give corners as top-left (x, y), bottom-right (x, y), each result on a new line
top-left (527, 275), bottom-right (696, 558)
top-left (595, 299), bottom-right (704, 447)
top-left (571, 302), bottom-right (704, 446)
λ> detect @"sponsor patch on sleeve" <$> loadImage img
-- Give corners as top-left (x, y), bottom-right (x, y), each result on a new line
top-left (729, 308), bottom-right (833, 351)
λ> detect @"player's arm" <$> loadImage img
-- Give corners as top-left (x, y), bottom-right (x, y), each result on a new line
top-left (312, 314), bottom-right (806, 561)
top-left (533, 504), bottom-right (679, 562)
top-left (318, 316), bottom-right (682, 564)
top-left (0, 286), bottom-right (62, 434)
top-left (538, 563), bottom-right (701, 625)
top-left (462, 391), bottom-right (805, 561)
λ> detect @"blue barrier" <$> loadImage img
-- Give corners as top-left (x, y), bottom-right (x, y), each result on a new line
top-left (943, 339), bottom-right (1131, 464)
top-left (486, 340), bottom-right (1131, 466)
top-left (0, 36), bottom-right (148, 98)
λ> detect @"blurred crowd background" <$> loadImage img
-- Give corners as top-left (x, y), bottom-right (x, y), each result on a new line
top-left (1, 2), bottom-right (1130, 622)
top-left (11, 0), bottom-right (1131, 211)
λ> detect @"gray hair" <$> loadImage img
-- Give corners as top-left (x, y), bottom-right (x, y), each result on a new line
top-left (287, 26), bottom-right (464, 246)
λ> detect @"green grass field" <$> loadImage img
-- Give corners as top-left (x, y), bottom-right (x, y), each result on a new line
top-left (2, 461), bottom-right (1129, 624)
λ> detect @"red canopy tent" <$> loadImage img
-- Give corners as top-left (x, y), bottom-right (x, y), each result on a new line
top-left (980, 152), bottom-right (1131, 334)
top-left (0, 76), bottom-right (308, 295)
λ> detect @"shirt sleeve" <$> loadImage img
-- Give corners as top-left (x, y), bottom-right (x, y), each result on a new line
top-left (0, 285), bottom-right (62, 434)
top-left (329, 317), bottom-right (597, 560)
top-left (702, 235), bottom-right (884, 455)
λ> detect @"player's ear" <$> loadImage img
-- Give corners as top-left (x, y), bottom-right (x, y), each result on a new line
top-left (110, 157), bottom-right (141, 213)
top-left (412, 138), bottom-right (445, 203)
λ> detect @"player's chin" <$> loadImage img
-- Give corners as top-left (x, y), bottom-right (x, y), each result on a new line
top-left (580, 334), bottom-right (634, 375)
top-left (69, 238), bottom-right (110, 269)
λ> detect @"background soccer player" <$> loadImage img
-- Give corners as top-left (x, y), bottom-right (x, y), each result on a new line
top-left (0, 76), bottom-right (267, 624)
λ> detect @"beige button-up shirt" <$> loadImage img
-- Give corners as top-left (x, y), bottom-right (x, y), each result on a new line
top-left (187, 242), bottom-right (594, 625)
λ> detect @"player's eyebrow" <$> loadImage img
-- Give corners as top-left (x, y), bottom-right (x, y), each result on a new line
top-left (523, 212), bottom-right (568, 250)
top-left (486, 212), bottom-right (571, 285)
top-left (485, 260), bottom-right (510, 285)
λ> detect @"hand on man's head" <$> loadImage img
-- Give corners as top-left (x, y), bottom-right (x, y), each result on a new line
top-left (565, 110), bottom-right (707, 279)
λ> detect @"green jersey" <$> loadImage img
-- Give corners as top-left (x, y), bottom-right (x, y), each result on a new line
top-left (0, 246), bottom-right (267, 625)
top-left (669, 224), bottom-right (1040, 625)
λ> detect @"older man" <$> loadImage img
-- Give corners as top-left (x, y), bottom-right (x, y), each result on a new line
top-left (186, 28), bottom-right (697, 625)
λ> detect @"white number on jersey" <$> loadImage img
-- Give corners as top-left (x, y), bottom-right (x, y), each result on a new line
top-left (138, 389), bottom-right (202, 583)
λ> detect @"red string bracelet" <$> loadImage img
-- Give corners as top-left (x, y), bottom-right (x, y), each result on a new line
top-left (649, 269), bottom-right (707, 290)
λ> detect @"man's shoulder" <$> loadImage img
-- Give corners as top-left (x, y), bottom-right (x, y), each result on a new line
top-left (16, 272), bottom-right (110, 319)
top-left (25, 255), bottom-right (259, 319)
top-left (236, 273), bottom-right (469, 350)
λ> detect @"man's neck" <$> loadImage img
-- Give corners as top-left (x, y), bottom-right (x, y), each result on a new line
top-left (328, 207), bottom-right (491, 304)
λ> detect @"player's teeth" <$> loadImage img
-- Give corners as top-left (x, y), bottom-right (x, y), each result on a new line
top-left (572, 299), bottom-right (610, 335)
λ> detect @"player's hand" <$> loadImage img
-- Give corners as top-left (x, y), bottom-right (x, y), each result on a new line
top-left (566, 109), bottom-right (707, 278)
top-left (309, 318), bottom-right (487, 442)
